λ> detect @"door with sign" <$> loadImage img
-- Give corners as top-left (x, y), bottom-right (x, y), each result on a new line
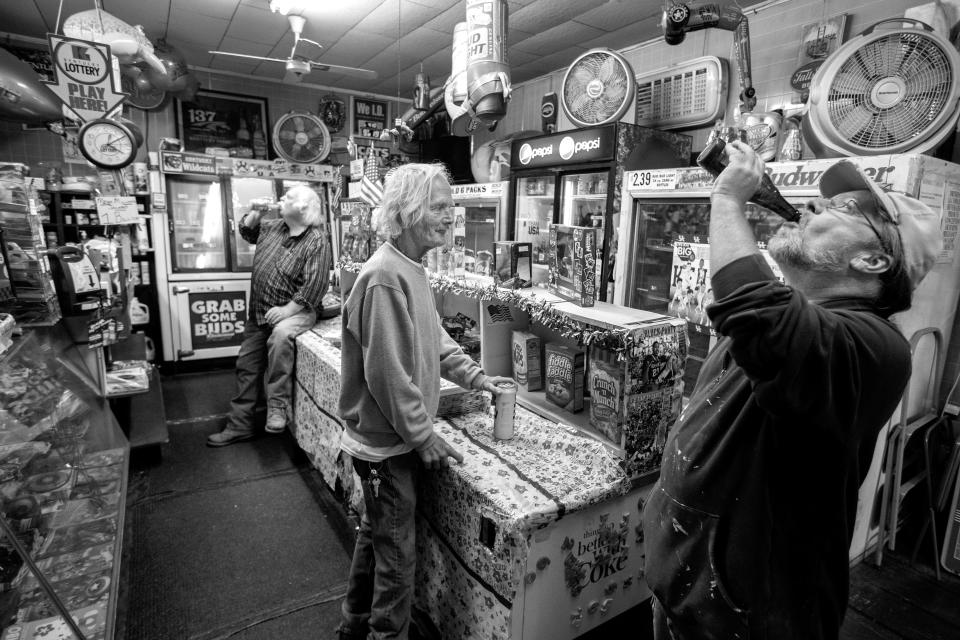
top-left (169, 280), bottom-right (251, 360)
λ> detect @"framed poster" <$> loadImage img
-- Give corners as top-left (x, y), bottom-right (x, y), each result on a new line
top-left (791, 15), bottom-right (848, 101)
top-left (176, 89), bottom-right (269, 159)
top-left (352, 97), bottom-right (389, 138)
top-left (796, 15), bottom-right (848, 67)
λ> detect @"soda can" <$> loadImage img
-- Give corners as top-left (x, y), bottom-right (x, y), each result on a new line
top-left (491, 380), bottom-right (517, 440)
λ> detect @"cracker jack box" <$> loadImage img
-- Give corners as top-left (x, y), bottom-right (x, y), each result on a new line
top-left (545, 343), bottom-right (584, 412)
top-left (548, 224), bottom-right (597, 307)
top-left (511, 330), bottom-right (542, 391)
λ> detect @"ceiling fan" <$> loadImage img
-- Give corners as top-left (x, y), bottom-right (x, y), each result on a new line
top-left (208, 14), bottom-right (378, 82)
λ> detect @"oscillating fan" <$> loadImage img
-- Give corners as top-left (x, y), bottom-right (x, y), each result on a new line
top-left (804, 18), bottom-right (960, 157)
top-left (561, 48), bottom-right (636, 128)
top-left (272, 111), bottom-right (331, 164)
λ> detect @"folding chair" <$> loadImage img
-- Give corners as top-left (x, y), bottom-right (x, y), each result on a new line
top-left (874, 327), bottom-right (943, 568)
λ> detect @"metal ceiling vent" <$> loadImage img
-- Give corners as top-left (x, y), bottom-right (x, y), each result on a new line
top-left (561, 48), bottom-right (636, 128)
top-left (272, 111), bottom-right (331, 164)
top-left (634, 56), bottom-right (727, 130)
top-left (804, 18), bottom-right (960, 157)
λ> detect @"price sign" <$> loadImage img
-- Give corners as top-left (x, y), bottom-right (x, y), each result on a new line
top-left (628, 169), bottom-right (679, 192)
top-left (95, 196), bottom-right (139, 225)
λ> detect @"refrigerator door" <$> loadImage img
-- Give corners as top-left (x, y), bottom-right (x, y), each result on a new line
top-left (560, 171), bottom-right (608, 228)
top-left (168, 280), bottom-right (251, 360)
top-left (625, 199), bottom-right (788, 389)
top-left (514, 175), bottom-right (555, 265)
top-left (463, 202), bottom-right (497, 275)
top-left (167, 178), bottom-right (229, 272)
top-left (229, 177), bottom-right (279, 270)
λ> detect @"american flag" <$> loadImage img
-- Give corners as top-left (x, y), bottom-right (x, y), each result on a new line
top-left (359, 153), bottom-right (383, 207)
top-left (486, 304), bottom-right (514, 324)
top-left (330, 171), bottom-right (343, 212)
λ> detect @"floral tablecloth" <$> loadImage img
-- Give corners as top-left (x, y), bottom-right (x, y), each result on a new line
top-left (293, 327), bottom-right (633, 639)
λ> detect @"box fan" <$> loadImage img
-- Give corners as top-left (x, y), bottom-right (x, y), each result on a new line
top-left (634, 56), bottom-right (728, 130)
top-left (272, 111), bottom-right (331, 163)
top-left (803, 18), bottom-right (960, 157)
top-left (561, 48), bottom-right (636, 128)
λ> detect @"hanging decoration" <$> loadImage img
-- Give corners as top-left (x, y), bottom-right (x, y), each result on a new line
top-left (428, 276), bottom-right (643, 355)
top-left (318, 94), bottom-right (346, 133)
top-left (465, 0), bottom-right (512, 124)
top-left (414, 64), bottom-right (431, 111)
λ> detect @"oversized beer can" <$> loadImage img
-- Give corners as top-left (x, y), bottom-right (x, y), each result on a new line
top-left (491, 380), bottom-right (517, 440)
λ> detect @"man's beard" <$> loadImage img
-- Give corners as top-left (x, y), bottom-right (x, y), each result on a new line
top-left (767, 223), bottom-right (846, 272)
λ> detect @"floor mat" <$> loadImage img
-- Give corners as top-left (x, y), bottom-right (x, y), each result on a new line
top-left (133, 419), bottom-right (308, 499)
top-left (196, 592), bottom-right (344, 640)
top-left (122, 471), bottom-right (352, 640)
top-left (161, 370), bottom-right (236, 421)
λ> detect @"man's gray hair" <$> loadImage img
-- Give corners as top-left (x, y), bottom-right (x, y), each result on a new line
top-left (288, 185), bottom-right (324, 227)
top-left (373, 163), bottom-right (451, 240)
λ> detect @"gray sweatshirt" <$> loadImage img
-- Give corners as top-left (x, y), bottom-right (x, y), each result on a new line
top-left (339, 242), bottom-right (486, 451)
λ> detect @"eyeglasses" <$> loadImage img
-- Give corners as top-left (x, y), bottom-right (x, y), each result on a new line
top-left (428, 203), bottom-right (454, 215)
top-left (815, 196), bottom-right (896, 255)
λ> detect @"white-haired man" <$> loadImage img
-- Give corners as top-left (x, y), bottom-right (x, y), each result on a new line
top-left (643, 141), bottom-right (942, 640)
top-left (336, 163), bottom-right (511, 639)
top-left (208, 185), bottom-right (331, 446)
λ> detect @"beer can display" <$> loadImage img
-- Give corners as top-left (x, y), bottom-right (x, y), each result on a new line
top-left (491, 380), bottom-right (517, 440)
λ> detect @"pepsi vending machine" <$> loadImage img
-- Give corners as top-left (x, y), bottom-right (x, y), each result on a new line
top-left (507, 123), bottom-right (691, 300)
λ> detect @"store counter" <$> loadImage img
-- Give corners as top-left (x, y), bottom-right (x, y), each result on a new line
top-left (293, 325), bottom-right (653, 639)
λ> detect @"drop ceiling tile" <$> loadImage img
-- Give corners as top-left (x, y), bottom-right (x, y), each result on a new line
top-left (321, 32), bottom-right (397, 66)
top-left (509, 0), bottom-right (585, 34)
top-left (172, 0), bottom-right (238, 21)
top-left (581, 17), bottom-right (662, 51)
top-left (511, 20), bottom-right (605, 55)
top-left (223, 4), bottom-right (290, 45)
top-left (574, 2), bottom-right (662, 32)
top-left (354, 0), bottom-right (442, 39)
top-left (214, 36), bottom-right (277, 60)
top-left (166, 11), bottom-right (232, 48)
top-left (422, 2), bottom-right (466, 32)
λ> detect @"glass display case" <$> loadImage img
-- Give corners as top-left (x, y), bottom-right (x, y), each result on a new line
top-left (0, 325), bottom-right (128, 640)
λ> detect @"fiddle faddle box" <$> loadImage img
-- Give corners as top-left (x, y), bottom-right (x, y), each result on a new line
top-left (511, 330), bottom-right (542, 391)
top-left (545, 343), bottom-right (584, 412)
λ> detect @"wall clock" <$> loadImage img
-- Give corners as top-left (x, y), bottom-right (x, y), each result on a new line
top-left (78, 118), bottom-right (141, 169)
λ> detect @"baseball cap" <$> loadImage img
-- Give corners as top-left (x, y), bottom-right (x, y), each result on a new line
top-left (819, 160), bottom-right (943, 289)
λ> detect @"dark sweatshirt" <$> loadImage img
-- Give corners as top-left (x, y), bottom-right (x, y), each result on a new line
top-left (642, 254), bottom-right (911, 640)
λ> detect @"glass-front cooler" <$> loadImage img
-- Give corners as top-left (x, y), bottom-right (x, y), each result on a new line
top-left (450, 181), bottom-right (508, 277)
top-left (623, 198), bottom-right (786, 389)
top-left (229, 177), bottom-right (279, 270)
top-left (559, 171), bottom-right (609, 229)
top-left (514, 174), bottom-right (555, 265)
top-left (166, 177), bottom-right (228, 273)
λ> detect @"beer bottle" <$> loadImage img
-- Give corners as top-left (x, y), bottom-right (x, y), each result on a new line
top-left (696, 138), bottom-right (800, 222)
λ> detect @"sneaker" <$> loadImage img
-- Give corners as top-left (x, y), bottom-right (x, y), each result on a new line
top-left (265, 409), bottom-right (287, 434)
top-left (206, 427), bottom-right (255, 447)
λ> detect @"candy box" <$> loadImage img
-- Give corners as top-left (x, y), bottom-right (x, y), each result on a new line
top-left (544, 343), bottom-right (584, 412)
top-left (511, 330), bottom-right (542, 391)
top-left (547, 224), bottom-right (597, 307)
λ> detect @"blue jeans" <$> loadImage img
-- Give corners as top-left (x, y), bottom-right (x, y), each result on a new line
top-left (225, 309), bottom-right (316, 432)
top-left (339, 452), bottom-right (420, 640)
